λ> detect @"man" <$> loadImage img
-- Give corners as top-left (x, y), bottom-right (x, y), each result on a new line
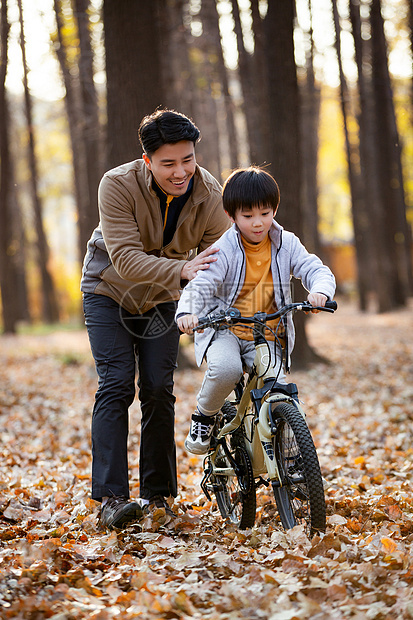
top-left (81, 109), bottom-right (230, 529)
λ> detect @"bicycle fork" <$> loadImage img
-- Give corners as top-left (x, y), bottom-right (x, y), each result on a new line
top-left (256, 393), bottom-right (304, 487)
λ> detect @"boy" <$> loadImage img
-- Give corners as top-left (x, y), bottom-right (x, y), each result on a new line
top-left (176, 166), bottom-right (336, 455)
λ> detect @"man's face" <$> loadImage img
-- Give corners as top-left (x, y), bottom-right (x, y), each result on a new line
top-left (143, 140), bottom-right (196, 196)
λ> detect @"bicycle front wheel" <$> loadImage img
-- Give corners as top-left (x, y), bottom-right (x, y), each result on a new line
top-left (271, 402), bottom-right (326, 536)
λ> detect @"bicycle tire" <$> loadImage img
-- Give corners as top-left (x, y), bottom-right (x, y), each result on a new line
top-left (271, 402), bottom-right (326, 536)
top-left (212, 402), bottom-right (256, 529)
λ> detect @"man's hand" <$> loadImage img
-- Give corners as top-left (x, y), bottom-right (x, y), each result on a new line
top-left (177, 314), bottom-right (201, 334)
top-left (307, 293), bottom-right (327, 314)
top-left (181, 246), bottom-right (219, 282)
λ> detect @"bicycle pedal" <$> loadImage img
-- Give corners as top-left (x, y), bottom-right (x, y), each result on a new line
top-left (206, 482), bottom-right (226, 493)
top-left (255, 476), bottom-right (270, 489)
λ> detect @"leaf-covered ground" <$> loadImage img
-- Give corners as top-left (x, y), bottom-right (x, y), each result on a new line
top-left (0, 299), bottom-right (412, 619)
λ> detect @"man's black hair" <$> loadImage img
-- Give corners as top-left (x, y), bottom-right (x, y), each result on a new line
top-left (139, 109), bottom-right (200, 157)
top-left (222, 166), bottom-right (280, 219)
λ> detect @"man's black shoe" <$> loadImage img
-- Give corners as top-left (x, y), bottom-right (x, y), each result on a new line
top-left (100, 496), bottom-right (143, 529)
top-left (146, 495), bottom-right (175, 517)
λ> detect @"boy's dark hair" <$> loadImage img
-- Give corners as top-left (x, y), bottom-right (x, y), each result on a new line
top-left (222, 166), bottom-right (280, 218)
top-left (138, 109), bottom-right (201, 157)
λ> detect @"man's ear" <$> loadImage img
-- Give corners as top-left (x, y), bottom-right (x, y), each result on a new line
top-left (143, 153), bottom-right (151, 169)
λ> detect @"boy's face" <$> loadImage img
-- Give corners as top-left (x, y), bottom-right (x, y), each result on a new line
top-left (143, 140), bottom-right (196, 196)
top-left (229, 205), bottom-right (274, 244)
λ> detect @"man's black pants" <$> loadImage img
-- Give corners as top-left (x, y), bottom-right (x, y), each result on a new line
top-left (83, 293), bottom-right (180, 502)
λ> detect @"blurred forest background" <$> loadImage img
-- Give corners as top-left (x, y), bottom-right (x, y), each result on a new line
top-left (0, 0), bottom-right (412, 336)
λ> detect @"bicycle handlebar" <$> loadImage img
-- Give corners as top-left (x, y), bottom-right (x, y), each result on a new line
top-left (194, 300), bottom-right (337, 331)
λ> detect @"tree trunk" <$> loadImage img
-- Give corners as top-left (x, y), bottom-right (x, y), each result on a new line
top-left (74, 0), bottom-right (101, 248)
top-left (0, 0), bottom-right (17, 333)
top-left (103, 0), bottom-right (166, 168)
top-left (264, 0), bottom-right (322, 368)
top-left (231, 0), bottom-right (259, 164)
top-left (370, 0), bottom-right (410, 309)
top-left (250, 0), bottom-right (271, 163)
top-left (300, 2), bottom-right (321, 256)
top-left (2, 54), bottom-right (30, 323)
top-left (10, 167), bottom-right (31, 323)
top-left (189, 0), bottom-right (238, 179)
top-left (202, 0), bottom-right (239, 171)
top-left (183, 2), bottom-right (221, 180)
top-left (53, 0), bottom-right (90, 263)
top-left (158, 0), bottom-right (194, 119)
top-left (18, 0), bottom-right (59, 323)
top-left (264, 1), bottom-right (299, 230)
top-left (332, 0), bottom-right (371, 311)
top-left (349, 0), bottom-right (385, 310)
top-left (233, 0), bottom-right (271, 165)
top-left (157, 2), bottom-right (223, 176)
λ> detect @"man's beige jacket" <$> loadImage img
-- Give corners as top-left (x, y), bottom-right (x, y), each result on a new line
top-left (81, 159), bottom-right (230, 314)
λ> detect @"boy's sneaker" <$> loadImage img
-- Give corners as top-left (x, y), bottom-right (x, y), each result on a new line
top-left (185, 412), bottom-right (215, 455)
top-left (100, 496), bottom-right (143, 529)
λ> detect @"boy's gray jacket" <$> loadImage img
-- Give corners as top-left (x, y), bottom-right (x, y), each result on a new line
top-left (176, 221), bottom-right (336, 368)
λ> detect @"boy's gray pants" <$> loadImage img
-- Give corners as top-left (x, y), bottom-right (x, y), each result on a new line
top-left (197, 329), bottom-right (286, 416)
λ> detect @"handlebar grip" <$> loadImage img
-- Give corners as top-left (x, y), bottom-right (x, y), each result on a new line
top-left (325, 300), bottom-right (337, 311)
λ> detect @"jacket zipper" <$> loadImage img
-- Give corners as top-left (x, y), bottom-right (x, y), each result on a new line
top-left (274, 230), bottom-right (290, 372)
top-left (228, 232), bottom-right (246, 308)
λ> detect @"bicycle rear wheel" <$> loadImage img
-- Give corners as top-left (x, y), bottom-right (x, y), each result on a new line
top-left (271, 402), bottom-right (326, 536)
top-left (212, 403), bottom-right (256, 529)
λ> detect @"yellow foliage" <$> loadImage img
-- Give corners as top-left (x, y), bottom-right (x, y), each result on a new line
top-left (318, 85), bottom-right (353, 244)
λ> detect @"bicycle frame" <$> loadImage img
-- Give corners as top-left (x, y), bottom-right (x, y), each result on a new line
top-left (208, 339), bottom-right (305, 486)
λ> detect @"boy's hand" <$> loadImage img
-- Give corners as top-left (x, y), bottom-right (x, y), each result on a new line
top-left (177, 314), bottom-right (202, 334)
top-left (307, 293), bottom-right (327, 313)
top-left (181, 246), bottom-right (219, 281)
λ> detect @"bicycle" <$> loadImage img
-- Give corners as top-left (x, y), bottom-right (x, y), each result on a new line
top-left (193, 300), bottom-right (337, 537)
